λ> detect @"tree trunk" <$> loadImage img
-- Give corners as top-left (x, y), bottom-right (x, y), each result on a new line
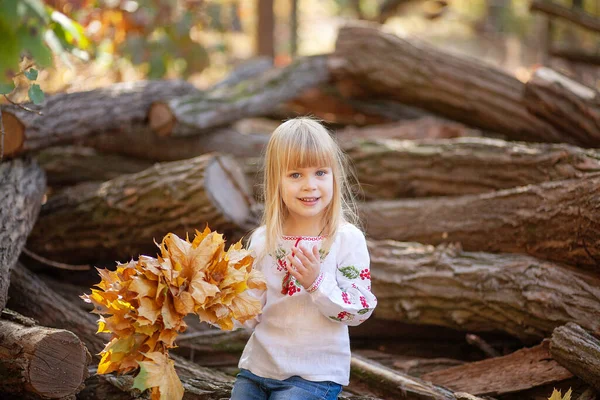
top-left (8, 263), bottom-right (108, 356)
top-left (148, 55), bottom-right (330, 137)
top-left (2, 80), bottom-right (199, 158)
top-left (82, 126), bottom-right (270, 162)
top-left (0, 158), bottom-right (46, 311)
top-left (550, 323), bottom-right (600, 391)
top-left (257, 0), bottom-right (275, 59)
top-left (350, 354), bottom-right (488, 400)
top-left (27, 153), bottom-right (254, 264)
top-left (529, 0), bottom-right (600, 33)
top-left (345, 137), bottom-right (600, 199)
top-left (524, 68), bottom-right (600, 148)
top-left (422, 340), bottom-right (573, 396)
top-left (368, 240), bottom-right (600, 341)
top-left (331, 24), bottom-right (572, 145)
top-left (0, 311), bottom-right (90, 399)
top-left (361, 174), bottom-right (600, 270)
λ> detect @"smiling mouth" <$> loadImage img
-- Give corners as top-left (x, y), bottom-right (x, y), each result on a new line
top-left (299, 197), bottom-right (320, 203)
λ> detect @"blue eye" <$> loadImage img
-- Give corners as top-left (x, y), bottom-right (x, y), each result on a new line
top-left (316, 170), bottom-right (327, 176)
top-left (290, 173), bottom-right (300, 179)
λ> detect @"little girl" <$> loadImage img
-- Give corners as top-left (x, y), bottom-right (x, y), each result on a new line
top-left (230, 117), bottom-right (377, 400)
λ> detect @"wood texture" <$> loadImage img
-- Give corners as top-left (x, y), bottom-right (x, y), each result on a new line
top-left (149, 55), bottom-right (330, 136)
top-left (422, 340), bottom-right (573, 396)
top-left (331, 24), bottom-right (571, 145)
top-left (346, 137), bottom-right (600, 199)
top-left (361, 174), bottom-right (600, 270)
top-left (550, 323), bottom-right (600, 391)
top-left (368, 240), bottom-right (600, 341)
top-left (0, 314), bottom-right (90, 399)
top-left (2, 80), bottom-right (198, 157)
top-left (0, 158), bottom-right (46, 311)
top-left (8, 263), bottom-right (107, 356)
top-left (524, 68), bottom-right (600, 148)
top-left (27, 153), bottom-right (254, 264)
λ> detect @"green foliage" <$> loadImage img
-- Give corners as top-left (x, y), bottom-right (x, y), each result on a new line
top-left (28, 84), bottom-right (45, 104)
top-left (0, 0), bottom-right (89, 103)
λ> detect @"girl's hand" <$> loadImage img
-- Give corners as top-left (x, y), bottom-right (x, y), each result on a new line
top-left (286, 244), bottom-right (321, 289)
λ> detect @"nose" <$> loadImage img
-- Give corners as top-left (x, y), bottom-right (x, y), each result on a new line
top-left (302, 176), bottom-right (317, 191)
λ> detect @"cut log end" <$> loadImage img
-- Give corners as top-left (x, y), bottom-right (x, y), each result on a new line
top-left (1, 111), bottom-right (25, 156)
top-left (206, 155), bottom-right (253, 227)
top-left (28, 330), bottom-right (88, 398)
top-left (149, 102), bottom-right (175, 137)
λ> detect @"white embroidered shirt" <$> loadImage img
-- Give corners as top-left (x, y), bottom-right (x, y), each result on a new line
top-left (237, 223), bottom-right (377, 385)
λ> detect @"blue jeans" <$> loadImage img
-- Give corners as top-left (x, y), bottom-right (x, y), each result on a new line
top-left (230, 368), bottom-right (343, 400)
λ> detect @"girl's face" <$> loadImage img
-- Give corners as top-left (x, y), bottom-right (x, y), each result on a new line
top-left (280, 165), bottom-right (333, 227)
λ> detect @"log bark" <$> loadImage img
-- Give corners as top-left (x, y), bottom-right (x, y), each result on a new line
top-left (421, 340), bottom-right (573, 396)
top-left (550, 323), bottom-right (600, 391)
top-left (245, 137), bottom-right (600, 200)
top-left (36, 146), bottom-right (153, 187)
top-left (2, 80), bottom-right (199, 157)
top-left (26, 153), bottom-right (254, 264)
top-left (8, 263), bottom-right (107, 355)
top-left (361, 174), bottom-right (600, 270)
top-left (81, 125), bottom-right (270, 162)
top-left (350, 354), bottom-right (489, 400)
top-left (149, 55), bottom-right (330, 136)
top-left (345, 137), bottom-right (600, 199)
top-left (79, 354), bottom-right (378, 400)
top-left (530, 0), bottom-right (600, 33)
top-left (0, 311), bottom-right (90, 399)
top-left (0, 158), bottom-right (46, 311)
top-left (335, 117), bottom-right (480, 142)
top-left (330, 24), bottom-right (573, 145)
top-left (368, 240), bottom-right (600, 341)
top-left (524, 68), bottom-right (600, 148)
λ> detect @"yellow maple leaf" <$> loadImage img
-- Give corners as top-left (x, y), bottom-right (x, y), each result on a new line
top-left (549, 388), bottom-right (572, 400)
top-left (132, 352), bottom-right (184, 400)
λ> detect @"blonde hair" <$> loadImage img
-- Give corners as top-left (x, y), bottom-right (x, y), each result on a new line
top-left (256, 117), bottom-right (359, 257)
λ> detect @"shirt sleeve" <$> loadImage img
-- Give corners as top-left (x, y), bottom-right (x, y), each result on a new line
top-left (233, 228), bottom-right (267, 331)
top-left (308, 225), bottom-right (377, 326)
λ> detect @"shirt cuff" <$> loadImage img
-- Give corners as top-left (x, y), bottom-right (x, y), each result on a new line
top-left (306, 272), bottom-right (324, 293)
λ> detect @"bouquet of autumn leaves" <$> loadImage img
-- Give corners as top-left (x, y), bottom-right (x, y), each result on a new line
top-left (81, 227), bottom-right (266, 400)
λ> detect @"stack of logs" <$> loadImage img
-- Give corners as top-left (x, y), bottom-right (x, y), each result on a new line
top-left (1, 23), bottom-right (599, 400)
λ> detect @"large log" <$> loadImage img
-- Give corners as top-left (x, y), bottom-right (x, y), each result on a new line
top-left (421, 340), bottom-right (573, 396)
top-left (82, 126), bottom-right (270, 162)
top-left (524, 68), bottom-right (600, 148)
top-left (350, 354), bottom-right (489, 400)
top-left (0, 310), bottom-right (90, 399)
top-left (550, 323), bottom-right (600, 391)
top-left (368, 240), bottom-right (600, 341)
top-left (345, 137), bottom-right (600, 199)
top-left (149, 55), bottom-right (330, 137)
top-left (2, 80), bottom-right (199, 158)
top-left (0, 158), bottom-right (46, 311)
top-left (8, 263), bottom-right (107, 355)
top-left (330, 24), bottom-right (573, 145)
top-left (26, 153), bottom-right (254, 264)
top-left (361, 174), bottom-right (600, 270)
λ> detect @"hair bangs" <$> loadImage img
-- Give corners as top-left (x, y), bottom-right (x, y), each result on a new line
top-left (281, 127), bottom-right (336, 171)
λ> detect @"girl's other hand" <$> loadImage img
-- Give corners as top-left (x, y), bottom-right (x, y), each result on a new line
top-left (286, 244), bottom-right (321, 289)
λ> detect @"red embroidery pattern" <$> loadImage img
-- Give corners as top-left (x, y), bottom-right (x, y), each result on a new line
top-left (360, 269), bottom-right (370, 280)
top-left (306, 273), bottom-right (324, 293)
